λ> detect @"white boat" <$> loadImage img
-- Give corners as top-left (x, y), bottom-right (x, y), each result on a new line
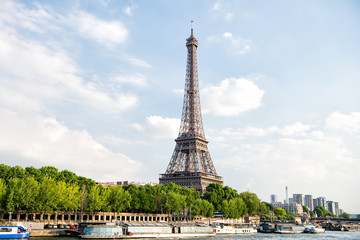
top-left (211, 221), bottom-right (257, 235)
top-left (274, 224), bottom-right (305, 234)
top-left (0, 226), bottom-right (29, 238)
top-left (305, 226), bottom-right (325, 234)
top-left (80, 222), bottom-right (215, 239)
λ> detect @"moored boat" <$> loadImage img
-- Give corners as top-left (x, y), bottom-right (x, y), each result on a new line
top-left (274, 224), bottom-right (305, 234)
top-left (304, 225), bottom-right (325, 234)
top-left (80, 222), bottom-right (215, 239)
top-left (309, 226), bottom-right (325, 234)
top-left (211, 221), bottom-right (257, 235)
top-left (0, 226), bottom-right (29, 239)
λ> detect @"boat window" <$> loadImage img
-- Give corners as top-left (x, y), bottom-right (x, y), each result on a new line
top-left (0, 228), bottom-right (12, 232)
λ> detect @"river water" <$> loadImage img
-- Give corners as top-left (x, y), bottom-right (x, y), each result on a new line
top-left (30, 231), bottom-right (360, 240)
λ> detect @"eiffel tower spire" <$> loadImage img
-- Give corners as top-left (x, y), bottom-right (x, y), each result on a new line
top-left (159, 23), bottom-right (223, 194)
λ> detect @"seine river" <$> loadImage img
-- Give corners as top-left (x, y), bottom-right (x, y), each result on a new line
top-left (30, 231), bottom-right (360, 240)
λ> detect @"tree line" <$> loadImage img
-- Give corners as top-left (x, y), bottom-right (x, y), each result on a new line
top-left (0, 164), bottom-right (270, 218)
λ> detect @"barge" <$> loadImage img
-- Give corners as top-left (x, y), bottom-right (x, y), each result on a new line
top-left (80, 222), bottom-right (215, 239)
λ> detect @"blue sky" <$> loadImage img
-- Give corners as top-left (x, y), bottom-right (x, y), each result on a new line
top-left (0, 0), bottom-right (359, 213)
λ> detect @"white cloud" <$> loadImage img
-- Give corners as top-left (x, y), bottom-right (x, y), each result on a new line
top-left (172, 89), bottom-right (184, 94)
top-left (224, 13), bottom-right (233, 21)
top-left (201, 78), bottom-right (264, 116)
top-left (208, 32), bottom-right (251, 54)
top-left (213, 1), bottom-right (222, 10)
top-left (70, 11), bottom-right (128, 46)
top-left (280, 122), bottom-right (311, 136)
top-left (210, 113), bottom-right (360, 211)
top-left (133, 116), bottom-right (180, 139)
top-left (222, 32), bottom-right (251, 54)
top-left (0, 5), bottom-right (138, 114)
top-left (0, 0), bottom-right (54, 33)
top-left (112, 74), bottom-right (147, 87)
top-left (326, 111), bottom-right (360, 133)
top-left (126, 56), bottom-right (152, 68)
top-left (0, 110), bottom-right (142, 181)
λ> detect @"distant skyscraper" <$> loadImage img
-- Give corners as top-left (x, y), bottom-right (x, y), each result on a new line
top-left (313, 199), bottom-right (318, 209)
top-left (293, 194), bottom-right (304, 205)
top-left (304, 195), bottom-right (314, 211)
top-left (316, 197), bottom-right (327, 210)
top-left (334, 202), bottom-right (340, 216)
top-left (286, 186), bottom-right (289, 204)
top-left (273, 202), bottom-right (303, 215)
top-left (327, 201), bottom-right (335, 215)
top-left (270, 194), bottom-right (278, 204)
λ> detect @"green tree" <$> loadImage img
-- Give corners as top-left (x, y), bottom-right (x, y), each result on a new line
top-left (258, 202), bottom-right (269, 215)
top-left (80, 185), bottom-right (87, 213)
top-left (340, 212), bottom-right (350, 219)
top-left (191, 199), bottom-right (202, 216)
top-left (66, 184), bottom-right (81, 211)
top-left (161, 191), bottom-right (185, 215)
top-left (123, 184), bottom-right (140, 212)
top-left (58, 170), bottom-right (79, 185)
top-left (6, 178), bottom-right (36, 211)
top-left (37, 177), bottom-right (58, 211)
top-left (309, 211), bottom-right (315, 217)
top-left (223, 186), bottom-right (238, 201)
top-left (239, 191), bottom-right (260, 215)
top-left (303, 205), bottom-right (309, 213)
top-left (264, 202), bottom-right (274, 211)
top-left (0, 179), bottom-right (6, 210)
top-left (0, 164), bottom-right (12, 181)
top-left (108, 186), bottom-right (131, 213)
top-left (87, 185), bottom-right (103, 213)
top-left (21, 176), bottom-right (39, 211)
top-left (221, 200), bottom-right (230, 218)
top-left (314, 206), bottom-right (332, 217)
top-left (55, 181), bottom-right (80, 211)
top-left (201, 199), bottom-right (214, 218)
top-left (12, 166), bottom-right (26, 179)
top-left (228, 198), bottom-right (247, 218)
top-left (203, 183), bottom-right (224, 212)
top-left (25, 167), bottom-right (42, 181)
top-left (275, 208), bottom-right (286, 217)
top-left (39, 166), bottom-right (59, 180)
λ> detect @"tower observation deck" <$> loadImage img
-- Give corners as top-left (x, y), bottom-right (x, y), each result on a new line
top-left (159, 24), bottom-right (223, 194)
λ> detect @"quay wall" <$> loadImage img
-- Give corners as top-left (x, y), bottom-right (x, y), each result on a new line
top-left (0, 210), bottom-right (257, 225)
top-left (0, 210), bottom-right (204, 225)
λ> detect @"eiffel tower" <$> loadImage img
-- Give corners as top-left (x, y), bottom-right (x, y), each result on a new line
top-left (159, 23), bottom-right (223, 194)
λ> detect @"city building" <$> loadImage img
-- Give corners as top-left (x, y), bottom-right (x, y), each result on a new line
top-left (273, 202), bottom-right (303, 215)
top-left (97, 181), bottom-right (158, 187)
top-left (313, 199), bottom-right (318, 209)
top-left (270, 194), bottom-right (278, 204)
top-left (304, 195), bottom-right (314, 211)
top-left (327, 201), bottom-right (336, 215)
top-left (316, 197), bottom-right (327, 210)
top-left (334, 202), bottom-right (340, 216)
top-left (159, 24), bottom-right (223, 194)
top-left (293, 194), bottom-right (304, 205)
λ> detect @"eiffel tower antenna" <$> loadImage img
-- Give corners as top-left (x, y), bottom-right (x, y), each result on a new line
top-left (159, 22), bottom-right (223, 194)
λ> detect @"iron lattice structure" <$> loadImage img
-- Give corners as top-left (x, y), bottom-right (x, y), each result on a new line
top-left (159, 26), bottom-right (223, 194)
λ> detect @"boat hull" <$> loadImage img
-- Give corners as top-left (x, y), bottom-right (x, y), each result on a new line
top-left (0, 232), bottom-right (30, 238)
top-left (81, 233), bottom-right (215, 239)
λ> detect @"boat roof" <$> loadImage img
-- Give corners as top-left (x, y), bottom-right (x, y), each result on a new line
top-left (124, 223), bottom-right (170, 227)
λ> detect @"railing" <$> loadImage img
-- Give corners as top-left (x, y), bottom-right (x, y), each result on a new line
top-left (159, 171), bottom-right (223, 180)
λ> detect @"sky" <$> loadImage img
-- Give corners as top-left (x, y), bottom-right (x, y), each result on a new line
top-left (0, 0), bottom-right (359, 213)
